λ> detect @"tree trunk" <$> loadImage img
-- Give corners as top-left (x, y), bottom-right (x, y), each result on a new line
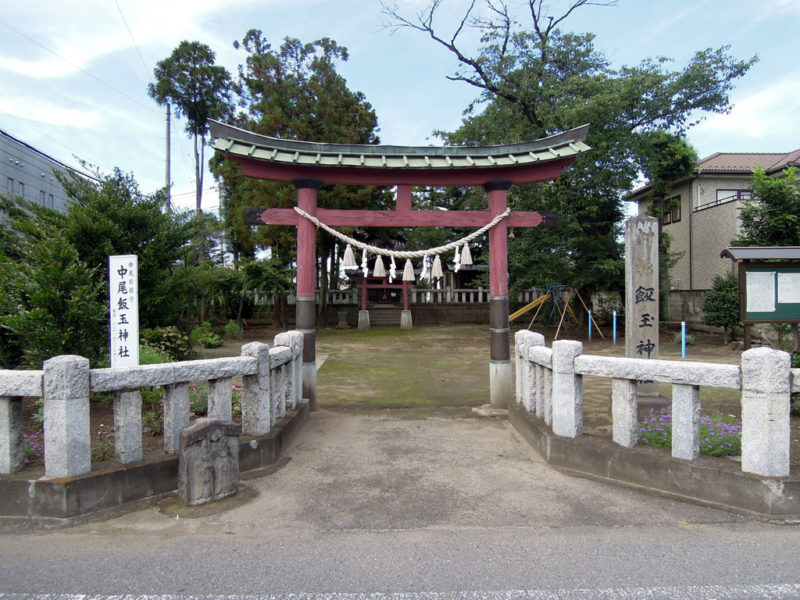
top-left (194, 134), bottom-right (203, 214)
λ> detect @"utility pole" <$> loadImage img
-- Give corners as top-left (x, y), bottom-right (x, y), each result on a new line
top-left (165, 102), bottom-right (171, 212)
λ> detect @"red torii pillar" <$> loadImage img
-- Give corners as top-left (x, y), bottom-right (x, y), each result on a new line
top-left (294, 179), bottom-right (321, 408)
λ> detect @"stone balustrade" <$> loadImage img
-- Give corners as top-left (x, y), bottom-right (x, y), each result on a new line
top-left (515, 330), bottom-right (797, 478)
top-left (266, 287), bottom-right (547, 306)
top-left (0, 330), bottom-right (304, 478)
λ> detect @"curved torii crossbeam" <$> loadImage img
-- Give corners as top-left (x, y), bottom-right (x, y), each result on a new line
top-left (210, 120), bottom-right (590, 410)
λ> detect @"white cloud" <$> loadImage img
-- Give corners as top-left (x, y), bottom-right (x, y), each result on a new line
top-left (0, 97), bottom-right (100, 129)
top-left (690, 73), bottom-right (800, 153)
top-left (757, 0), bottom-right (800, 19)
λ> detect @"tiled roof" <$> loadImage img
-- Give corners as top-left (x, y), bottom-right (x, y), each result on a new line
top-left (697, 150), bottom-right (800, 174)
top-left (210, 121), bottom-right (590, 171)
top-left (625, 147), bottom-right (800, 201)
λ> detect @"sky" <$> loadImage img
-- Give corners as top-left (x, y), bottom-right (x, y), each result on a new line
top-left (1, 0), bottom-right (799, 213)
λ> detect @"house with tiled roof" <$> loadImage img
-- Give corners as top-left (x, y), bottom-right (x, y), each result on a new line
top-left (626, 149), bottom-right (800, 301)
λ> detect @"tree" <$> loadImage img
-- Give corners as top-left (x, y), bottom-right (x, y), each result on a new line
top-left (55, 167), bottom-right (203, 330)
top-left (0, 198), bottom-right (107, 368)
top-left (640, 131), bottom-right (697, 317)
top-left (702, 271), bottom-right (740, 343)
top-left (736, 167), bottom-right (800, 247)
top-left (212, 31), bottom-right (388, 313)
top-left (384, 0), bottom-right (756, 295)
top-left (149, 41), bottom-right (233, 213)
top-left (735, 167), bottom-right (800, 353)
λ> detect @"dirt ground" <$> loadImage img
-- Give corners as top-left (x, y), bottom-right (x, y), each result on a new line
top-left (16, 322), bottom-right (800, 474)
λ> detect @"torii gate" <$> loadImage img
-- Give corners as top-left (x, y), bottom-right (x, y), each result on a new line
top-left (210, 121), bottom-right (590, 411)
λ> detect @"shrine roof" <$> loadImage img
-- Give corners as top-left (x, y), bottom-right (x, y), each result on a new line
top-left (210, 121), bottom-right (590, 175)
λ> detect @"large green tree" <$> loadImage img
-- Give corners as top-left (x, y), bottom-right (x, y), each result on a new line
top-left (149, 41), bottom-right (234, 213)
top-left (212, 31), bottom-right (389, 309)
top-left (384, 0), bottom-right (755, 295)
top-left (736, 167), bottom-right (800, 247)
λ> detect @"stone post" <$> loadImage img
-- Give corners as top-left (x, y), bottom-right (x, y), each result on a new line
top-left (671, 384), bottom-right (700, 460)
top-left (113, 390), bottom-right (143, 464)
top-left (275, 330), bottom-right (304, 408)
top-left (551, 340), bottom-right (583, 438)
top-left (163, 383), bottom-right (190, 454)
top-left (208, 377), bottom-right (233, 421)
top-left (741, 347), bottom-right (791, 477)
top-left (241, 342), bottom-right (272, 436)
top-left (42, 355), bottom-right (91, 478)
top-left (515, 330), bottom-right (544, 412)
top-left (625, 215), bottom-right (660, 397)
top-left (611, 378), bottom-right (638, 448)
top-left (0, 396), bottom-right (23, 473)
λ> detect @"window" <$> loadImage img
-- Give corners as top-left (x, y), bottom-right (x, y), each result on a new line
top-left (18, 182), bottom-right (24, 199)
top-left (670, 202), bottom-right (681, 223)
top-left (40, 190), bottom-right (46, 204)
top-left (6, 177), bottom-right (13, 197)
top-left (716, 189), bottom-right (752, 203)
top-left (48, 194), bottom-right (54, 209)
top-left (661, 195), bottom-right (680, 225)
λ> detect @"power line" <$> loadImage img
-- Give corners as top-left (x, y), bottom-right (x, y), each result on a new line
top-left (0, 18), bottom-right (161, 118)
top-left (114, 0), bottom-right (150, 81)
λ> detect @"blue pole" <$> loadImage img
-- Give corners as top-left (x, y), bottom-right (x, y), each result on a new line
top-left (681, 321), bottom-right (686, 358)
top-left (613, 310), bottom-right (617, 345)
top-left (588, 311), bottom-right (592, 340)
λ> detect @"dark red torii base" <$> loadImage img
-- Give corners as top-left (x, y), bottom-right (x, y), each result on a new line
top-left (212, 120), bottom-right (590, 409)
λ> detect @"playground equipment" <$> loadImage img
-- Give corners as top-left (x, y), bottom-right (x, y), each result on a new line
top-left (509, 283), bottom-right (604, 340)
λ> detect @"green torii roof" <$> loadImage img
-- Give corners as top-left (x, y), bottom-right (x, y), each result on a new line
top-left (210, 121), bottom-right (590, 171)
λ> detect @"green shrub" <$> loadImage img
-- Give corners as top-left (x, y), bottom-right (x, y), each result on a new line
top-left (191, 321), bottom-right (224, 348)
top-left (701, 271), bottom-right (740, 342)
top-left (224, 320), bottom-right (242, 339)
top-left (141, 326), bottom-right (194, 361)
top-left (139, 343), bottom-right (173, 365)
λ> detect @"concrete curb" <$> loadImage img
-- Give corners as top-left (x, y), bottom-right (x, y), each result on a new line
top-left (509, 400), bottom-right (800, 518)
top-left (0, 404), bottom-right (308, 522)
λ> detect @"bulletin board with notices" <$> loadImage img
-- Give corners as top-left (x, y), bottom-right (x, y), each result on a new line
top-left (740, 262), bottom-right (800, 323)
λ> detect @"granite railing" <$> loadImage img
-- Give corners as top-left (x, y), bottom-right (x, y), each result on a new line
top-left (270, 287), bottom-right (543, 306)
top-left (0, 331), bottom-right (304, 478)
top-left (514, 330), bottom-right (800, 478)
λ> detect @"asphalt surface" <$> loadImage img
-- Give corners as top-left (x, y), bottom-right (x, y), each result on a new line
top-left (1, 410), bottom-right (799, 598)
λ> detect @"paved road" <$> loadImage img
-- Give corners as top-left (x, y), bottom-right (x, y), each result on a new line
top-left (1, 411), bottom-right (799, 598)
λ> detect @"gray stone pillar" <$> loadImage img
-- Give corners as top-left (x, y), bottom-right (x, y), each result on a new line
top-left (611, 378), bottom-right (638, 448)
top-left (113, 389), bottom-right (143, 463)
top-left (274, 330), bottom-right (304, 408)
top-left (241, 342), bottom-right (271, 436)
top-left (208, 377), bottom-right (233, 421)
top-left (625, 215), bottom-right (660, 397)
top-left (163, 383), bottom-right (190, 454)
top-left (672, 384), bottom-right (700, 460)
top-left (551, 340), bottom-right (583, 438)
top-left (358, 310), bottom-right (370, 330)
top-left (515, 330), bottom-right (544, 412)
top-left (42, 355), bottom-right (91, 478)
top-left (400, 310), bottom-right (413, 330)
top-left (741, 347), bottom-right (791, 477)
top-left (0, 396), bottom-right (23, 473)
